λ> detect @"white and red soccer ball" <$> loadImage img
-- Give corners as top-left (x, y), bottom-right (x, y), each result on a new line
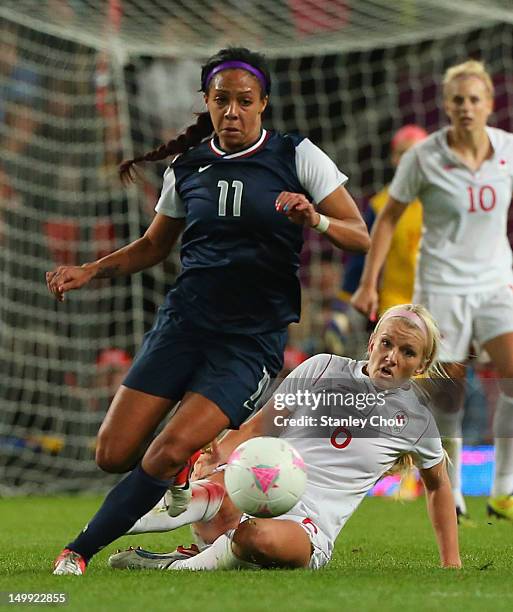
top-left (224, 437), bottom-right (307, 518)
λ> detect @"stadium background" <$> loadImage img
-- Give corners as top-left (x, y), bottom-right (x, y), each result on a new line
top-left (0, 0), bottom-right (512, 494)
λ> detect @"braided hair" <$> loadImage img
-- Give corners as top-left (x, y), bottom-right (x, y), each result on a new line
top-left (119, 47), bottom-right (271, 183)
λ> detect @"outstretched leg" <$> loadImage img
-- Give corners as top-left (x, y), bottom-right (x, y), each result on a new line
top-left (127, 479), bottom-right (226, 535)
top-left (54, 392), bottom-right (230, 574)
top-left (110, 518), bottom-right (313, 571)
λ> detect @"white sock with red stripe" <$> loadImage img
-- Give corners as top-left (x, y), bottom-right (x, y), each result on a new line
top-left (127, 480), bottom-right (224, 535)
top-left (169, 530), bottom-right (259, 571)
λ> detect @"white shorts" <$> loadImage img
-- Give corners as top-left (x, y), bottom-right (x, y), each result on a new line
top-left (414, 285), bottom-right (513, 362)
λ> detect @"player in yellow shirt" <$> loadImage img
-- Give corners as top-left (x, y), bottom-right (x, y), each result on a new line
top-left (339, 125), bottom-right (427, 315)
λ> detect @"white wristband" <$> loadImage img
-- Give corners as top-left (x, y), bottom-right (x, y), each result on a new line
top-left (313, 213), bottom-right (330, 234)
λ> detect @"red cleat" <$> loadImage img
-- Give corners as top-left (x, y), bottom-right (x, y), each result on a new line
top-left (166, 450), bottom-right (203, 518)
top-left (53, 548), bottom-right (87, 575)
top-left (174, 450), bottom-right (202, 487)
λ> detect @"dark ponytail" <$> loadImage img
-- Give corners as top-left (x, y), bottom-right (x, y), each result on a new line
top-left (119, 112), bottom-right (214, 184)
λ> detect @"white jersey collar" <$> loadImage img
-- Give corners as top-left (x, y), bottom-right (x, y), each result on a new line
top-left (210, 129), bottom-right (268, 158)
top-left (438, 125), bottom-right (497, 164)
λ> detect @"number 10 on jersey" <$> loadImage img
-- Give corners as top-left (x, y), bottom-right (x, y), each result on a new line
top-left (218, 180), bottom-right (243, 217)
top-left (467, 185), bottom-right (496, 212)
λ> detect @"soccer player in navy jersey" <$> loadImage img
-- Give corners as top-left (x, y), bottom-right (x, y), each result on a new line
top-left (47, 47), bottom-right (369, 574)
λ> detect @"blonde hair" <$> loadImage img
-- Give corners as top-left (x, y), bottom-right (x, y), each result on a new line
top-left (372, 303), bottom-right (442, 376)
top-left (385, 449), bottom-right (450, 484)
top-left (373, 306), bottom-right (449, 487)
top-left (443, 59), bottom-right (494, 99)
top-left (387, 453), bottom-right (415, 478)
top-left (385, 454), bottom-right (418, 500)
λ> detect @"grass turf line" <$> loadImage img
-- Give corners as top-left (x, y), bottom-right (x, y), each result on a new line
top-left (0, 496), bottom-right (512, 612)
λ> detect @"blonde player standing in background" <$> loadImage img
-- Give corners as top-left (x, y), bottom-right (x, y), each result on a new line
top-left (352, 60), bottom-right (513, 522)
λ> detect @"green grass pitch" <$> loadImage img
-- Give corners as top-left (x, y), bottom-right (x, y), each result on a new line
top-left (1, 496), bottom-right (512, 611)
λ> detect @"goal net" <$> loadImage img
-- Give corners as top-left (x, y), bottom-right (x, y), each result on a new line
top-left (1, 0), bottom-right (512, 493)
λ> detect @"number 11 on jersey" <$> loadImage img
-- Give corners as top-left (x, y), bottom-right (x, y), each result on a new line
top-left (218, 180), bottom-right (243, 217)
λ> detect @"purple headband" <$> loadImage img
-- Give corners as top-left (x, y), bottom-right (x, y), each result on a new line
top-left (203, 60), bottom-right (268, 94)
top-left (379, 308), bottom-right (429, 338)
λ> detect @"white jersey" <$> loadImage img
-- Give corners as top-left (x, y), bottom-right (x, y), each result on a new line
top-left (389, 126), bottom-right (513, 294)
top-left (273, 354), bottom-right (443, 555)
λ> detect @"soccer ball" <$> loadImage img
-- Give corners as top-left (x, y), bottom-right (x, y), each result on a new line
top-left (224, 436), bottom-right (307, 518)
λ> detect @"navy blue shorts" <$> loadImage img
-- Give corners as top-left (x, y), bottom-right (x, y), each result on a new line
top-left (123, 308), bottom-right (286, 428)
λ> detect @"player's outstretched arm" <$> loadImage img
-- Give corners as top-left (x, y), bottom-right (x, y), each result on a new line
top-left (420, 460), bottom-right (462, 569)
top-left (350, 196), bottom-right (407, 320)
top-left (46, 214), bottom-right (185, 301)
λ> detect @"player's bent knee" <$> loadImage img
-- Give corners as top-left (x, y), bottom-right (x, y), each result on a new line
top-left (95, 445), bottom-right (134, 473)
top-left (234, 519), bottom-right (312, 568)
top-left (95, 427), bottom-right (145, 472)
top-left (145, 436), bottom-right (192, 472)
top-left (234, 519), bottom-right (279, 561)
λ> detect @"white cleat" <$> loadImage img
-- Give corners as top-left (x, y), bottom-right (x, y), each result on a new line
top-left (108, 544), bottom-right (200, 570)
top-left (127, 480), bottom-right (225, 535)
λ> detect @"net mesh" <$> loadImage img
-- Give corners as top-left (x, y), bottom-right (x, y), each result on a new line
top-left (2, 0), bottom-right (513, 57)
top-left (1, 1), bottom-right (512, 492)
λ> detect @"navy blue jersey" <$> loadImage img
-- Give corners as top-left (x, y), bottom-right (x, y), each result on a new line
top-left (156, 130), bottom-right (346, 334)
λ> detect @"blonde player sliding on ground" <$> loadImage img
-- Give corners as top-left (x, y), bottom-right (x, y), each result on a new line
top-left (109, 304), bottom-right (461, 571)
top-left (352, 60), bottom-right (513, 523)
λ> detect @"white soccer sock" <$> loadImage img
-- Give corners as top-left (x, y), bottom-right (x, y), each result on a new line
top-left (169, 530), bottom-right (260, 571)
top-left (444, 437), bottom-right (465, 512)
top-left (431, 406), bottom-right (465, 512)
top-left (127, 480), bottom-right (224, 535)
top-left (492, 393), bottom-right (513, 497)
